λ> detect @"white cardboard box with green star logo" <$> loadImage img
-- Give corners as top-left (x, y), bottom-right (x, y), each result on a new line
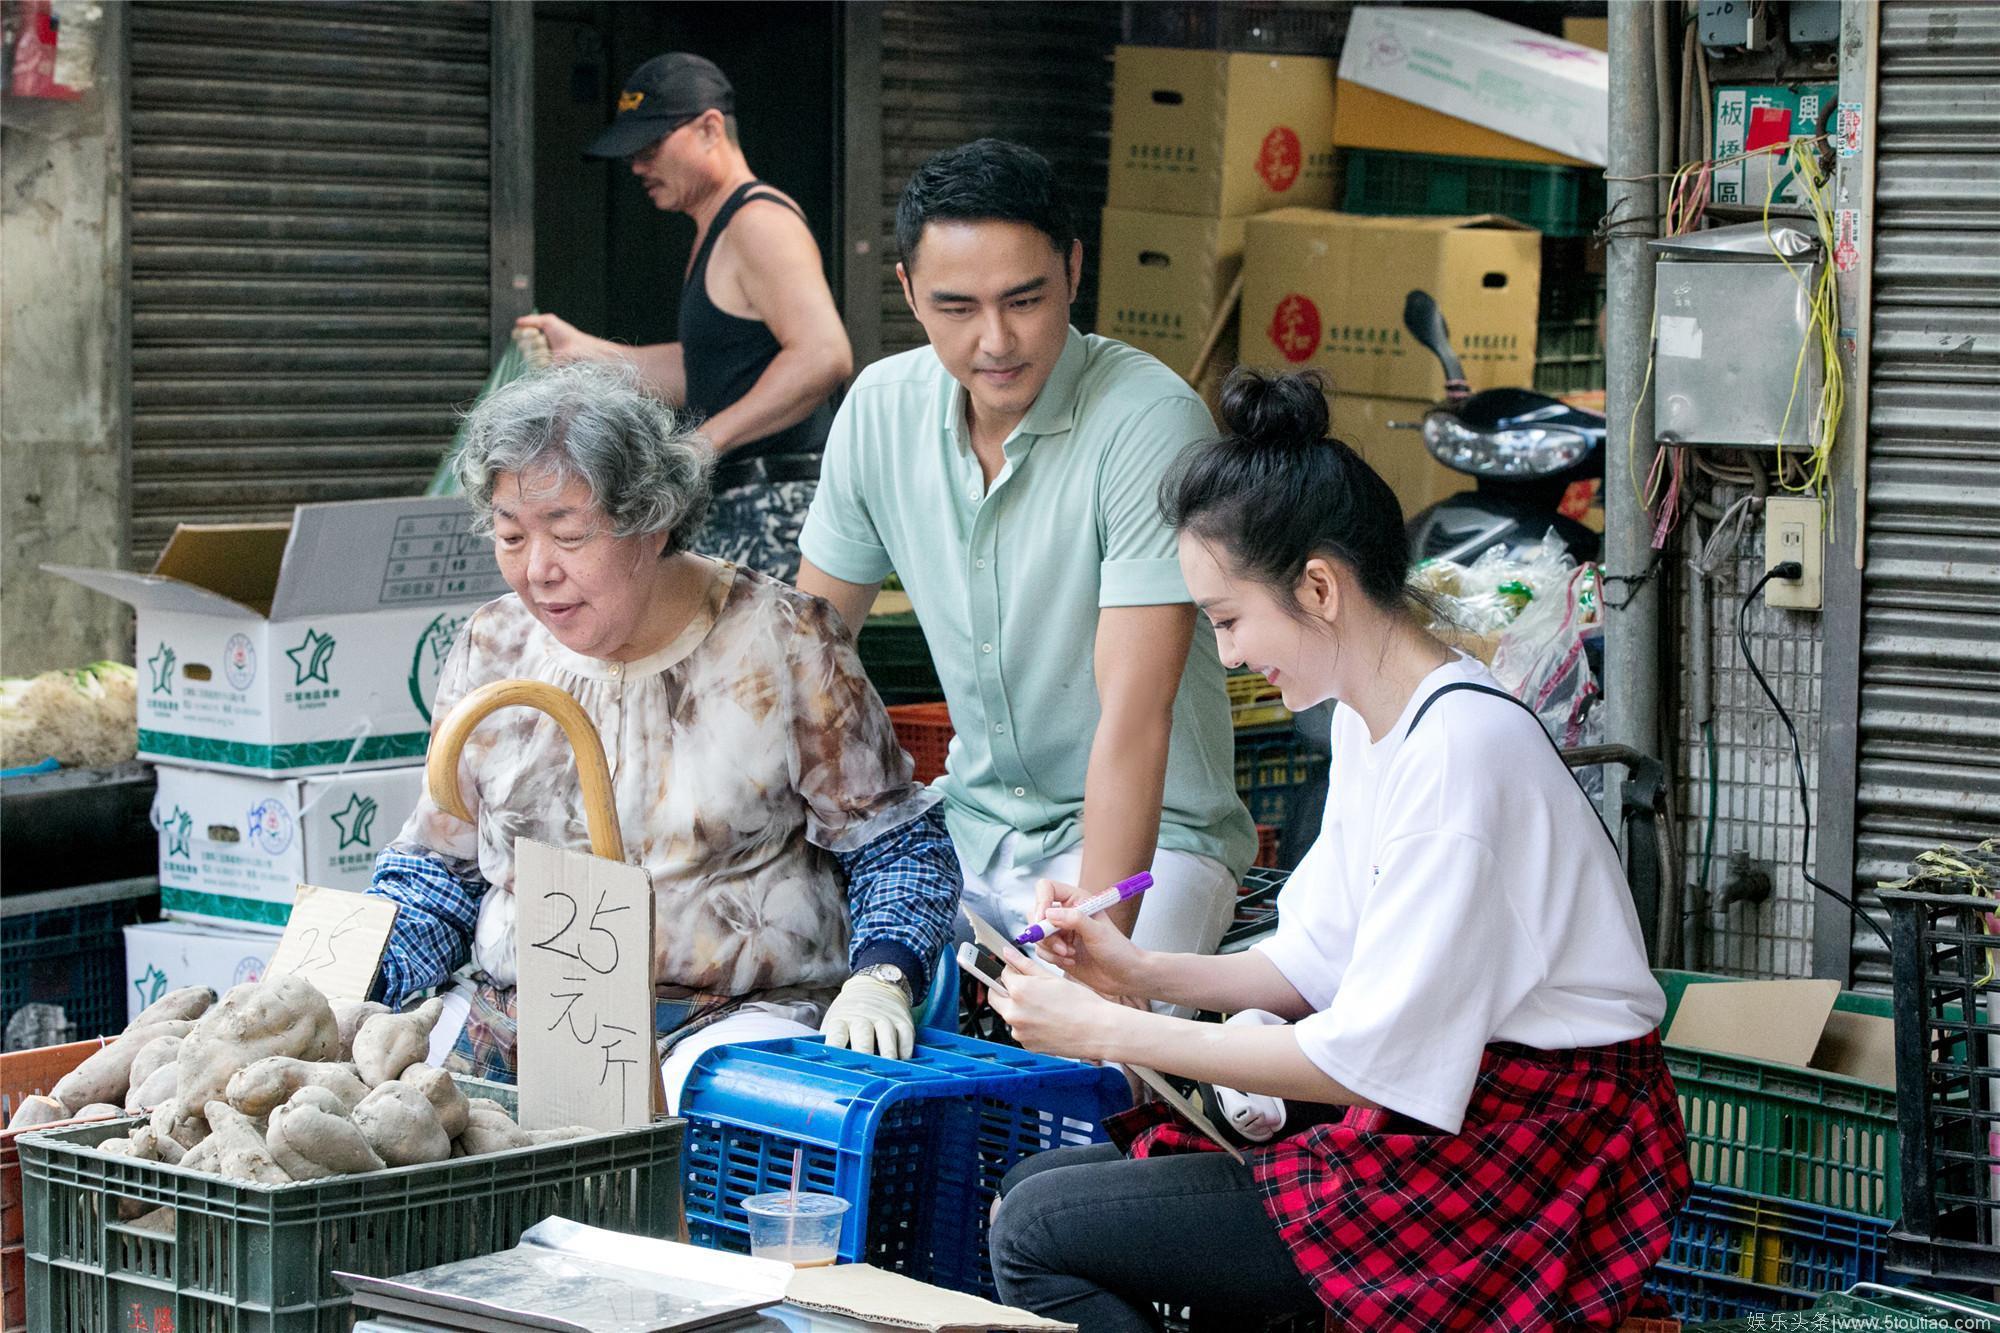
top-left (123, 920), bottom-right (281, 1023)
top-left (153, 763), bottom-right (424, 928)
top-left (47, 496), bottom-right (504, 777)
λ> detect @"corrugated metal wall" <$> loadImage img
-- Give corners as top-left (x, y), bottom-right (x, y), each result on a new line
top-left (1849, 0), bottom-right (2000, 986)
top-left (126, 2), bottom-right (496, 562)
top-left (874, 3), bottom-right (1119, 356)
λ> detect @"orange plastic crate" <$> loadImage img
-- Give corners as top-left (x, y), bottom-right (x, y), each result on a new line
top-left (888, 701), bottom-right (954, 786)
top-left (2, 1039), bottom-right (113, 1333)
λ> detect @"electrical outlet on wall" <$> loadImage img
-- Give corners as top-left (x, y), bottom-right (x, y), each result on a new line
top-left (1765, 497), bottom-right (1823, 610)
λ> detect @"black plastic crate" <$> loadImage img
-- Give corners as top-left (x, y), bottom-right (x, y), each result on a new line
top-left (1233, 725), bottom-right (1319, 831)
top-left (0, 888), bottom-right (156, 1045)
top-left (1881, 851), bottom-right (2000, 1283)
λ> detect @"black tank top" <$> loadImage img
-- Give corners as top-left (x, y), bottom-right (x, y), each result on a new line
top-left (678, 180), bottom-right (833, 465)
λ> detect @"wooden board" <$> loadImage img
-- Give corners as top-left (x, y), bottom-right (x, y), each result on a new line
top-left (514, 838), bottom-right (656, 1132)
top-left (264, 884), bottom-right (398, 1002)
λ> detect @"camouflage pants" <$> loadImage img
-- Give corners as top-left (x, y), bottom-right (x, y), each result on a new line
top-left (699, 478), bottom-right (817, 584)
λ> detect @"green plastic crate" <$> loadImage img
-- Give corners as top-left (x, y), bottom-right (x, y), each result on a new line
top-left (1658, 970), bottom-right (1901, 1219)
top-left (1339, 148), bottom-right (1607, 238)
top-left (18, 1077), bottom-right (684, 1333)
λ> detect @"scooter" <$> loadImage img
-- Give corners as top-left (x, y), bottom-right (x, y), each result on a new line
top-left (1397, 290), bottom-right (1606, 567)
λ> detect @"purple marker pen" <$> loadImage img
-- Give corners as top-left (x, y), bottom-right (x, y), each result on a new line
top-left (1014, 872), bottom-right (1154, 946)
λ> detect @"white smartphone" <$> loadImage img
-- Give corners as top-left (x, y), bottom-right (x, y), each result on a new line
top-left (956, 940), bottom-right (1009, 996)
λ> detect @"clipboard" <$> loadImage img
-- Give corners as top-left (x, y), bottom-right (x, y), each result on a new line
top-left (959, 905), bottom-right (1244, 1162)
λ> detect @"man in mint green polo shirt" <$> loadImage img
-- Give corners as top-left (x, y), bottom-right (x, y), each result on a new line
top-left (798, 139), bottom-right (1255, 964)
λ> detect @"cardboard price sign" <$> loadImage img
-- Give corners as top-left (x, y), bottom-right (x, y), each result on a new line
top-left (515, 838), bottom-right (657, 1132)
top-left (264, 883), bottom-right (398, 1001)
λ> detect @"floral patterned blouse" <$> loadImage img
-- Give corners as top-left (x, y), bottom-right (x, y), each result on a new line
top-left (387, 559), bottom-right (939, 999)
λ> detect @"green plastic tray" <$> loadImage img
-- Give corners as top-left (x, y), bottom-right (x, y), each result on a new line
top-left (1659, 970), bottom-right (1901, 1219)
top-left (18, 1077), bottom-right (683, 1333)
top-left (1339, 148), bottom-right (1607, 238)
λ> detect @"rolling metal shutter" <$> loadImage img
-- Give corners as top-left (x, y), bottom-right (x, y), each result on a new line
top-left (875, 3), bottom-right (1119, 356)
top-left (1850, 0), bottom-right (2000, 984)
top-left (126, 2), bottom-right (497, 562)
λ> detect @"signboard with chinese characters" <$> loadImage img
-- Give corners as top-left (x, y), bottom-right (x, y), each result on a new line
top-left (515, 838), bottom-right (656, 1131)
top-left (1710, 84), bottom-right (1839, 208)
top-left (265, 884), bottom-right (398, 1001)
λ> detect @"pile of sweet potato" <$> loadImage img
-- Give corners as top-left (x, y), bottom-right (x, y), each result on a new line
top-left (8, 975), bottom-right (586, 1184)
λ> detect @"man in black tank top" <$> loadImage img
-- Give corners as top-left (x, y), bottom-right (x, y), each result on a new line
top-left (517, 53), bottom-right (852, 584)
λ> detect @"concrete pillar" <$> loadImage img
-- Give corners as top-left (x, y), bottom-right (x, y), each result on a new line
top-left (1, 3), bottom-right (128, 674)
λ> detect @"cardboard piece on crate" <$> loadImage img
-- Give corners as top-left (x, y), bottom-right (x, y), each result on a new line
top-left (1338, 8), bottom-right (1608, 166)
top-left (263, 884), bottom-right (398, 1002)
top-left (515, 839), bottom-right (657, 1132)
top-left (1665, 978), bottom-right (1840, 1071)
top-left (1239, 210), bottom-right (1542, 401)
top-left (1096, 208), bottom-right (1247, 379)
top-left (1811, 1008), bottom-right (1898, 1089)
top-left (1108, 46), bottom-right (1336, 217)
top-left (46, 496), bottom-right (502, 777)
top-left (154, 763), bottom-right (424, 930)
top-left (789, 1263), bottom-right (1076, 1331)
top-left (123, 920), bottom-right (279, 1024)
top-left (1332, 80), bottom-right (1590, 167)
top-left (1563, 17), bottom-right (1608, 51)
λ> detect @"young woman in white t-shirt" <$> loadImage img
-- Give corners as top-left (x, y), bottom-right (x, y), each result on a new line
top-left (984, 370), bottom-right (1689, 1333)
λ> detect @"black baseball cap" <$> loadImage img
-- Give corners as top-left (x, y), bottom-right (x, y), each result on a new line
top-left (583, 53), bottom-right (735, 160)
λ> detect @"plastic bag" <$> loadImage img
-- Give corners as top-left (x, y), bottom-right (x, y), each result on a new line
top-left (425, 323), bottom-right (550, 496)
top-left (1420, 529), bottom-right (1605, 751)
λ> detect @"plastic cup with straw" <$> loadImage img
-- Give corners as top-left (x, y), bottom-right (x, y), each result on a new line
top-left (744, 1147), bottom-right (849, 1267)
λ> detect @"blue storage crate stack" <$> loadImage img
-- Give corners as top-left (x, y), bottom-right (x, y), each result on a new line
top-left (681, 1029), bottom-right (1129, 1297)
top-left (1645, 1180), bottom-right (1904, 1322)
top-left (0, 894), bottom-right (153, 1043)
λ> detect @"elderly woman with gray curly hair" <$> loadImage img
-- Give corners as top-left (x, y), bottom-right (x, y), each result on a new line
top-left (366, 362), bottom-right (960, 1106)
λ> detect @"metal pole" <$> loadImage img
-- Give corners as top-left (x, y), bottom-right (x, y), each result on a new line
top-left (1602, 3), bottom-right (1664, 838)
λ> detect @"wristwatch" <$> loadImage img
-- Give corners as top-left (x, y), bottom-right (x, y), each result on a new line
top-left (854, 963), bottom-right (913, 1004)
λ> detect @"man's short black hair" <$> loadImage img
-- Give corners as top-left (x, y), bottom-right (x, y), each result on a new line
top-left (895, 138), bottom-right (1077, 270)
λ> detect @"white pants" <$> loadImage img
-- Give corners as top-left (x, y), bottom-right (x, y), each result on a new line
top-left (955, 831), bottom-right (1238, 961)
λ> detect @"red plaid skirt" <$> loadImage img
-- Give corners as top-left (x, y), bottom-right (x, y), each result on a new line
top-left (1107, 1033), bottom-right (1688, 1333)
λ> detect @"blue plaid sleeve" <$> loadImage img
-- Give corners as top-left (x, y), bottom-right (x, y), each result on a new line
top-left (367, 844), bottom-right (486, 1009)
top-left (836, 804), bottom-right (961, 999)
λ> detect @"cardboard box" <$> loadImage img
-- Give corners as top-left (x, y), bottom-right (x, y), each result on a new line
top-left (1338, 8), bottom-right (1608, 166)
top-left (1563, 17), bottom-right (1608, 52)
top-left (48, 497), bottom-right (503, 776)
top-left (1109, 46), bottom-right (1337, 217)
top-left (1332, 80), bottom-right (1590, 168)
top-left (1665, 977), bottom-right (1894, 1088)
top-left (1096, 208), bottom-right (1247, 378)
top-left (124, 920), bottom-right (280, 1024)
top-left (155, 763), bottom-right (423, 929)
top-left (1328, 392), bottom-right (1474, 518)
top-left (1239, 209), bottom-right (1541, 400)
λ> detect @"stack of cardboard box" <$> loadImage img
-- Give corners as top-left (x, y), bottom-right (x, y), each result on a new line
top-left (1237, 210), bottom-right (1542, 517)
top-left (1095, 46), bottom-right (1337, 383)
top-left (51, 497), bottom-right (502, 1017)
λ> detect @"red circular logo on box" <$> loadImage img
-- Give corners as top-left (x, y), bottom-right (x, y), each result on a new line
top-left (1267, 294), bottom-right (1321, 364)
top-left (1257, 126), bottom-right (1303, 192)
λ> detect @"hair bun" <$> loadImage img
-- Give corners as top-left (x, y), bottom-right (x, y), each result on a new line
top-left (1218, 368), bottom-right (1330, 452)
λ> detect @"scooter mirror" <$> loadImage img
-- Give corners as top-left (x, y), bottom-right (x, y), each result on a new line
top-left (1402, 291), bottom-right (1469, 401)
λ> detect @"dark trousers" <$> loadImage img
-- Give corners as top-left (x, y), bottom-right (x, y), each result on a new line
top-left (990, 1142), bottom-right (1324, 1333)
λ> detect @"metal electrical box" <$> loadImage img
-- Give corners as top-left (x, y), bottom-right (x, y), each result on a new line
top-left (1651, 222), bottom-right (1824, 449)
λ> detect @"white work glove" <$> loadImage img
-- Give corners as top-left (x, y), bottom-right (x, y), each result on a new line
top-left (819, 974), bottom-right (916, 1060)
top-left (1214, 1009), bottom-right (1288, 1144)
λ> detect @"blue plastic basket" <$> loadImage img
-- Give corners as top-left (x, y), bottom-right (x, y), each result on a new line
top-left (1646, 1183), bottom-right (1902, 1323)
top-left (0, 894), bottom-right (154, 1043)
top-left (680, 1029), bottom-right (1130, 1296)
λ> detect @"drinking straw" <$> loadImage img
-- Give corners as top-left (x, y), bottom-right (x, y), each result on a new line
top-left (787, 1146), bottom-right (803, 1254)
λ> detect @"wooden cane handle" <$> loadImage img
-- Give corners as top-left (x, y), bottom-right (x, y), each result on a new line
top-left (425, 678), bottom-right (625, 861)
